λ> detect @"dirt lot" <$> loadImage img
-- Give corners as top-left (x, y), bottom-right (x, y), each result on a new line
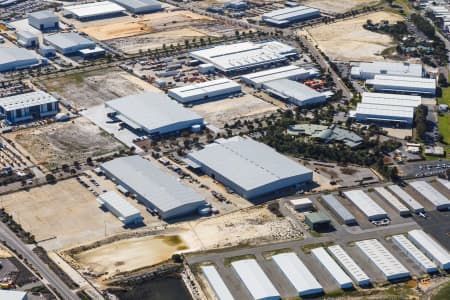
top-left (5, 117), bottom-right (125, 170)
top-left (305, 11), bottom-right (404, 61)
top-left (42, 68), bottom-right (151, 109)
top-left (301, 0), bottom-right (379, 14)
top-left (191, 94), bottom-right (278, 128)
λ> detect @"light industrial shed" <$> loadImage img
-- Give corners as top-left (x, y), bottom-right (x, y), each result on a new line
top-left (231, 259), bottom-right (280, 300)
top-left (201, 265), bottom-right (234, 300)
top-left (408, 229), bottom-right (450, 270)
top-left (361, 92), bottom-right (421, 108)
top-left (343, 190), bottom-right (388, 221)
top-left (351, 62), bottom-right (423, 80)
top-left (16, 31), bottom-right (38, 48)
top-left (392, 234), bottom-right (437, 273)
top-left (289, 197), bottom-right (313, 211)
top-left (186, 137), bottom-right (313, 199)
top-left (0, 47), bottom-right (40, 72)
top-left (105, 92), bottom-right (204, 135)
top-left (356, 239), bottom-right (410, 280)
top-left (262, 6), bottom-right (320, 27)
top-left (0, 290), bottom-right (27, 300)
top-left (311, 247), bottom-right (353, 289)
top-left (111, 0), bottom-right (162, 14)
top-left (305, 212), bottom-right (331, 230)
top-left (409, 181), bottom-right (450, 210)
top-left (263, 79), bottom-right (327, 107)
top-left (272, 252), bottom-right (323, 296)
top-left (62, 1), bottom-right (126, 20)
top-left (97, 191), bottom-right (142, 225)
top-left (327, 245), bottom-right (370, 286)
top-left (44, 32), bottom-right (96, 55)
top-left (190, 41), bottom-right (297, 73)
top-left (387, 185), bottom-right (424, 213)
top-left (366, 75), bottom-right (436, 96)
top-left (241, 65), bottom-right (318, 88)
top-left (437, 178), bottom-right (450, 191)
top-left (100, 156), bottom-right (206, 219)
top-left (321, 194), bottom-right (356, 225)
top-left (374, 187), bottom-right (409, 216)
top-left (28, 10), bottom-right (58, 30)
top-left (0, 91), bottom-right (58, 124)
top-left (168, 78), bottom-right (241, 104)
top-left (354, 103), bottom-right (414, 125)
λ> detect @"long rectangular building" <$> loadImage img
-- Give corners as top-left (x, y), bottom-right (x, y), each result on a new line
top-left (241, 65), bottom-right (318, 88)
top-left (361, 92), bottom-right (421, 108)
top-left (437, 178), bottom-right (450, 191)
top-left (44, 32), bottom-right (96, 54)
top-left (97, 191), bottom-right (142, 225)
top-left (408, 229), bottom-right (450, 270)
top-left (374, 187), bottom-right (409, 216)
top-left (62, 1), bottom-right (126, 20)
top-left (387, 185), bottom-right (424, 213)
top-left (392, 234), bottom-right (438, 273)
top-left (263, 79), bottom-right (327, 107)
top-left (343, 190), bottom-right (388, 220)
top-left (272, 253), bottom-right (323, 296)
top-left (262, 6), bottom-right (320, 27)
top-left (327, 245), bottom-right (370, 286)
top-left (351, 62), bottom-right (423, 80)
top-left (201, 265), bottom-right (234, 300)
top-left (186, 136), bottom-right (312, 199)
top-left (168, 78), bottom-right (241, 104)
top-left (409, 181), bottom-right (450, 210)
top-left (231, 259), bottom-right (280, 300)
top-left (356, 239), bottom-right (410, 280)
top-left (311, 247), bottom-right (353, 289)
top-left (354, 103), bottom-right (414, 125)
top-left (100, 156), bottom-right (206, 219)
top-left (321, 194), bottom-right (356, 225)
top-left (111, 0), bottom-right (162, 13)
top-left (0, 47), bottom-right (40, 72)
top-left (366, 75), bottom-right (436, 96)
top-left (106, 92), bottom-right (203, 135)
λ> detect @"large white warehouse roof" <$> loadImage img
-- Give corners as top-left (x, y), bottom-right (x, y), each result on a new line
top-left (327, 245), bottom-right (370, 286)
top-left (241, 65), bottom-right (318, 88)
top-left (355, 103), bottom-right (414, 123)
top-left (351, 61), bottom-right (423, 79)
top-left (201, 265), bottom-right (234, 300)
top-left (263, 79), bottom-right (326, 107)
top-left (374, 187), bottom-right (409, 215)
top-left (44, 32), bottom-right (96, 54)
top-left (186, 136), bottom-right (312, 199)
top-left (361, 92), bottom-right (421, 108)
top-left (105, 92), bottom-right (203, 135)
top-left (321, 194), bottom-right (355, 225)
top-left (409, 181), bottom-right (450, 210)
top-left (392, 234), bottom-right (437, 273)
top-left (437, 178), bottom-right (450, 191)
top-left (63, 1), bottom-right (126, 19)
top-left (387, 185), bottom-right (424, 213)
top-left (272, 252), bottom-right (323, 296)
top-left (111, 0), bottom-right (162, 13)
top-left (0, 47), bottom-right (39, 72)
top-left (262, 6), bottom-right (320, 26)
top-left (190, 41), bottom-right (297, 73)
top-left (0, 91), bottom-right (57, 111)
top-left (343, 190), bottom-right (388, 220)
top-left (311, 247), bottom-right (353, 289)
top-left (168, 78), bottom-right (241, 104)
top-left (231, 259), bottom-right (280, 300)
top-left (408, 229), bottom-right (450, 270)
top-left (356, 239), bottom-right (410, 280)
top-left (366, 75), bottom-right (436, 95)
top-left (97, 191), bottom-right (141, 224)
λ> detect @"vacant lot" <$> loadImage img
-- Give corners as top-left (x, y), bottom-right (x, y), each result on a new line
top-left (305, 11), bottom-right (403, 61)
top-left (301, 0), bottom-right (379, 14)
top-left (5, 117), bottom-right (125, 170)
top-left (192, 94), bottom-right (278, 128)
top-left (42, 68), bottom-right (150, 109)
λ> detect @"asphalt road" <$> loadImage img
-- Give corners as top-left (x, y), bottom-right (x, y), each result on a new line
top-left (0, 222), bottom-right (78, 300)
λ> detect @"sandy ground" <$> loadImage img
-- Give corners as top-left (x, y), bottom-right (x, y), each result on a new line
top-left (4, 117), bottom-right (125, 170)
top-left (0, 245), bottom-right (12, 258)
top-left (42, 68), bottom-right (148, 109)
top-left (383, 127), bottom-right (413, 139)
top-left (301, 0), bottom-right (379, 14)
top-left (192, 94), bottom-right (278, 128)
top-left (305, 11), bottom-right (404, 61)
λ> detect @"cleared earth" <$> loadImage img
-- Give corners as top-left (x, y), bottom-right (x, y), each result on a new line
top-left (301, 0), bottom-right (379, 14)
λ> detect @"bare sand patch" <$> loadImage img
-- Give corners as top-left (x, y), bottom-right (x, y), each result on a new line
top-left (302, 0), bottom-right (379, 14)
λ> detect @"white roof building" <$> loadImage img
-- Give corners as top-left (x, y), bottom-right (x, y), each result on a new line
top-left (374, 187), bottom-right (409, 216)
top-left (392, 234), bottom-right (438, 273)
top-left (231, 259), bottom-right (280, 300)
top-left (387, 185), bottom-right (424, 213)
top-left (0, 47), bottom-right (39, 72)
top-left (343, 190), bottom-right (388, 220)
top-left (0, 290), bottom-right (27, 300)
top-left (44, 32), bottom-right (96, 54)
top-left (272, 252), bottom-right (323, 296)
top-left (190, 41), bottom-right (297, 73)
top-left (289, 197), bottom-right (313, 211)
top-left (263, 79), bottom-right (327, 107)
top-left (437, 178), bottom-right (450, 191)
top-left (311, 247), bottom-right (353, 289)
top-left (354, 103), bottom-right (415, 124)
top-left (356, 239), bottom-right (410, 280)
top-left (62, 1), bottom-right (126, 20)
top-left (201, 265), bottom-right (234, 300)
top-left (408, 229), bottom-right (450, 270)
top-left (366, 75), bottom-right (436, 96)
top-left (262, 6), bottom-right (320, 26)
top-left (351, 62), bottom-right (423, 79)
top-left (361, 92), bottom-right (421, 108)
top-left (321, 194), bottom-right (356, 225)
top-left (327, 245), bottom-right (370, 286)
top-left (28, 10), bottom-right (58, 30)
top-left (168, 78), bottom-right (241, 104)
top-left (111, 0), bottom-right (162, 14)
top-left (241, 65), bottom-right (318, 88)
top-left (97, 191), bottom-right (142, 225)
top-left (409, 181), bottom-right (450, 210)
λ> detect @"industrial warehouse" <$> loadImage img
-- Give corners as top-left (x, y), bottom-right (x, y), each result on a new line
top-left (189, 41), bottom-right (297, 73)
top-left (28, 10), bottom-right (59, 31)
top-left (387, 185), bottom-right (424, 213)
top-left (351, 61), bottom-right (423, 79)
top-left (321, 194), bottom-right (356, 225)
top-left (343, 190), bottom-right (388, 221)
top-left (111, 0), bottom-right (162, 14)
top-left (366, 75), bottom-right (436, 96)
top-left (262, 6), bottom-right (321, 27)
top-left (62, 1), bottom-right (126, 20)
top-left (43, 32), bottom-right (96, 55)
top-left (186, 136), bottom-right (313, 199)
top-left (263, 79), bottom-right (327, 107)
top-left (408, 229), bottom-right (450, 270)
top-left (0, 91), bottom-right (58, 124)
top-left (409, 181), bottom-right (450, 211)
top-left (97, 191), bottom-right (143, 225)
top-left (241, 65), bottom-right (319, 88)
top-left (327, 245), bottom-right (371, 286)
top-left (168, 78), bottom-right (241, 104)
top-left (311, 247), bottom-right (353, 289)
top-left (0, 47), bottom-right (40, 72)
top-left (105, 92), bottom-right (204, 136)
top-left (100, 156), bottom-right (206, 219)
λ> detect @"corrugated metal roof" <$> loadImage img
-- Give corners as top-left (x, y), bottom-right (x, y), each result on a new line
top-left (437, 178), bottom-right (450, 191)
top-left (322, 194), bottom-right (355, 223)
top-left (367, 75), bottom-right (436, 90)
top-left (112, 0), bottom-right (161, 10)
top-left (374, 187), bottom-right (409, 215)
top-left (343, 190), bottom-right (387, 220)
top-left (28, 10), bottom-right (57, 20)
top-left (241, 65), bottom-right (318, 86)
top-left (263, 5), bottom-right (319, 21)
top-left (408, 229), bottom-right (450, 270)
top-left (387, 185), bottom-right (424, 213)
top-left (355, 103), bottom-right (414, 119)
top-left (409, 181), bottom-right (450, 209)
top-left (327, 245), bottom-right (370, 286)
top-left (392, 234), bottom-right (437, 273)
top-left (0, 47), bottom-right (38, 67)
top-left (63, 1), bottom-right (125, 18)
top-left (311, 247), bottom-right (353, 288)
top-left (263, 79), bottom-right (324, 102)
top-left (97, 191), bottom-right (140, 219)
top-left (358, 62), bottom-right (423, 78)
top-left (362, 92), bottom-right (421, 108)
top-left (231, 259), bottom-right (280, 300)
top-left (168, 78), bottom-right (241, 103)
top-left (0, 91), bottom-right (57, 111)
top-left (44, 32), bottom-right (95, 50)
top-left (201, 265), bottom-right (234, 300)
top-left (100, 156), bottom-right (205, 215)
